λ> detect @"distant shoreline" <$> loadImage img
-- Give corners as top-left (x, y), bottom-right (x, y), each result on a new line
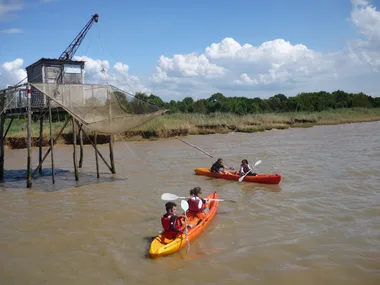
top-left (4, 108), bottom-right (380, 149)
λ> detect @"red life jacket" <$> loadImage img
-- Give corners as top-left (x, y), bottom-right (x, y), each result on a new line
top-left (187, 197), bottom-right (205, 213)
top-left (241, 164), bottom-right (250, 173)
top-left (161, 214), bottom-right (181, 233)
top-left (161, 214), bottom-right (172, 232)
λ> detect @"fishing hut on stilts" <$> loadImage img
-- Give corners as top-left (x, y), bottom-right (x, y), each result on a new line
top-left (0, 14), bottom-right (165, 188)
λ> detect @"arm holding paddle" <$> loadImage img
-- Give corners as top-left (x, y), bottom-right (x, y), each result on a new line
top-left (211, 158), bottom-right (232, 174)
top-left (238, 160), bottom-right (262, 182)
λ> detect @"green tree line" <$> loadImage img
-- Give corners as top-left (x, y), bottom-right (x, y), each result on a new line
top-left (131, 90), bottom-right (379, 115)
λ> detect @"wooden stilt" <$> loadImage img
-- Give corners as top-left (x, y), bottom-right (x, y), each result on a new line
top-left (32, 116), bottom-right (70, 178)
top-left (3, 117), bottom-right (13, 140)
top-left (107, 88), bottom-right (115, 174)
top-left (74, 120), bottom-right (113, 173)
top-left (78, 123), bottom-right (84, 168)
top-left (109, 134), bottom-right (116, 174)
top-left (39, 116), bottom-right (43, 175)
top-left (72, 117), bottom-right (79, 181)
top-left (26, 85), bottom-right (32, 188)
top-left (48, 98), bottom-right (55, 184)
top-left (0, 105), bottom-right (5, 183)
top-left (95, 133), bottom-right (99, 178)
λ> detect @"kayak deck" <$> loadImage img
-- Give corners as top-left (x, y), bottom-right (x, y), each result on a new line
top-left (149, 192), bottom-right (219, 259)
top-left (194, 168), bottom-right (281, 184)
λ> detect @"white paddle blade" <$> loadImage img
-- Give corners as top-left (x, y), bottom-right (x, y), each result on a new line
top-left (161, 193), bottom-right (178, 201)
top-left (181, 200), bottom-right (189, 212)
top-left (238, 160), bottom-right (262, 182)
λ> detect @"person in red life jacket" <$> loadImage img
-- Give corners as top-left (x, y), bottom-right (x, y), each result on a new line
top-left (161, 202), bottom-right (184, 237)
top-left (186, 187), bottom-right (207, 219)
top-left (239, 159), bottom-right (257, 176)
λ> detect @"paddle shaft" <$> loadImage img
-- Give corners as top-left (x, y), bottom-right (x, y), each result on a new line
top-left (162, 193), bottom-right (224, 201)
top-left (180, 200), bottom-right (190, 252)
top-left (238, 160), bottom-right (261, 182)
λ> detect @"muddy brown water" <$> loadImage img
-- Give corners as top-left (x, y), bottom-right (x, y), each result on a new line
top-left (1, 122), bottom-right (379, 285)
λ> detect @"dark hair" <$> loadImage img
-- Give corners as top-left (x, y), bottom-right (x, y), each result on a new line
top-left (217, 158), bottom-right (223, 163)
top-left (190, 186), bottom-right (202, 196)
top-left (242, 159), bottom-right (248, 164)
top-left (165, 201), bottom-right (177, 212)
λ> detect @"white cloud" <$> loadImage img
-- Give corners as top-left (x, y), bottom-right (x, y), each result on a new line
top-left (0, 28), bottom-right (23, 34)
top-left (150, 1), bottom-right (380, 100)
top-left (206, 38), bottom-right (311, 62)
top-left (113, 62), bottom-right (129, 75)
top-left (111, 62), bottom-right (150, 94)
top-left (152, 53), bottom-right (225, 82)
top-left (73, 55), bottom-right (149, 94)
top-left (349, 0), bottom-right (380, 71)
top-left (73, 55), bottom-right (109, 75)
top-left (0, 58), bottom-right (27, 87)
top-left (205, 37), bottom-right (248, 59)
top-left (152, 37), bottom-right (344, 99)
top-left (351, 1), bottom-right (380, 41)
top-left (234, 73), bottom-right (257, 85)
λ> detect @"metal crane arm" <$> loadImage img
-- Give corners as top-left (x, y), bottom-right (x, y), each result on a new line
top-left (58, 13), bottom-right (99, 60)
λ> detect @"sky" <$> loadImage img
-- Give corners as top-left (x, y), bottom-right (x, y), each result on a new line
top-left (0, 0), bottom-right (379, 101)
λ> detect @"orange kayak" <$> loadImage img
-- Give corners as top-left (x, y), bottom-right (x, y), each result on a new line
top-left (149, 192), bottom-right (219, 259)
top-left (194, 168), bottom-right (281, 184)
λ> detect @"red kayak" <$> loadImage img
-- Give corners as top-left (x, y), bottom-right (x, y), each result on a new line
top-left (194, 168), bottom-right (281, 184)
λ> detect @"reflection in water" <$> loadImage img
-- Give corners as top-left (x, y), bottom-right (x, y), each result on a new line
top-left (1, 121), bottom-right (380, 285)
top-left (2, 168), bottom-right (127, 192)
top-left (3, 168), bottom-right (70, 181)
top-left (238, 182), bottom-right (282, 193)
top-left (177, 247), bottom-right (224, 260)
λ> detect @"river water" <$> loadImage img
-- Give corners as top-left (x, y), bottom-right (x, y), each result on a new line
top-left (0, 121), bottom-right (379, 285)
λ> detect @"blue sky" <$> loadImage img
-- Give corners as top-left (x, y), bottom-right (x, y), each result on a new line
top-left (1, 0), bottom-right (379, 101)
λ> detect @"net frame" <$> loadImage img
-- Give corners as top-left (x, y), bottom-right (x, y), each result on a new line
top-left (29, 83), bottom-right (166, 134)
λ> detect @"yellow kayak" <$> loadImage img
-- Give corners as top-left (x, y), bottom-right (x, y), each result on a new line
top-left (149, 192), bottom-right (219, 259)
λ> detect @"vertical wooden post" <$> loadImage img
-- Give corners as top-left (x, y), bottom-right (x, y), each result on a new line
top-left (26, 85), bottom-right (32, 188)
top-left (48, 98), bottom-right (55, 184)
top-left (109, 134), bottom-right (116, 174)
top-left (78, 124), bottom-right (84, 168)
top-left (94, 133), bottom-right (99, 178)
top-left (3, 117), bottom-right (14, 139)
top-left (39, 115), bottom-right (43, 175)
top-left (72, 117), bottom-right (79, 181)
top-left (32, 116), bottom-right (70, 177)
top-left (107, 89), bottom-right (115, 174)
top-left (0, 97), bottom-right (5, 183)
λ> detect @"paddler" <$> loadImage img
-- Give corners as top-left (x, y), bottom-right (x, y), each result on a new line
top-left (186, 187), bottom-right (207, 219)
top-left (161, 202), bottom-right (184, 237)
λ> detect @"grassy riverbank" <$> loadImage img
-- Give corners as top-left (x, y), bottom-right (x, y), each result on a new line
top-left (4, 107), bottom-right (380, 148)
top-left (120, 107), bottom-right (380, 138)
